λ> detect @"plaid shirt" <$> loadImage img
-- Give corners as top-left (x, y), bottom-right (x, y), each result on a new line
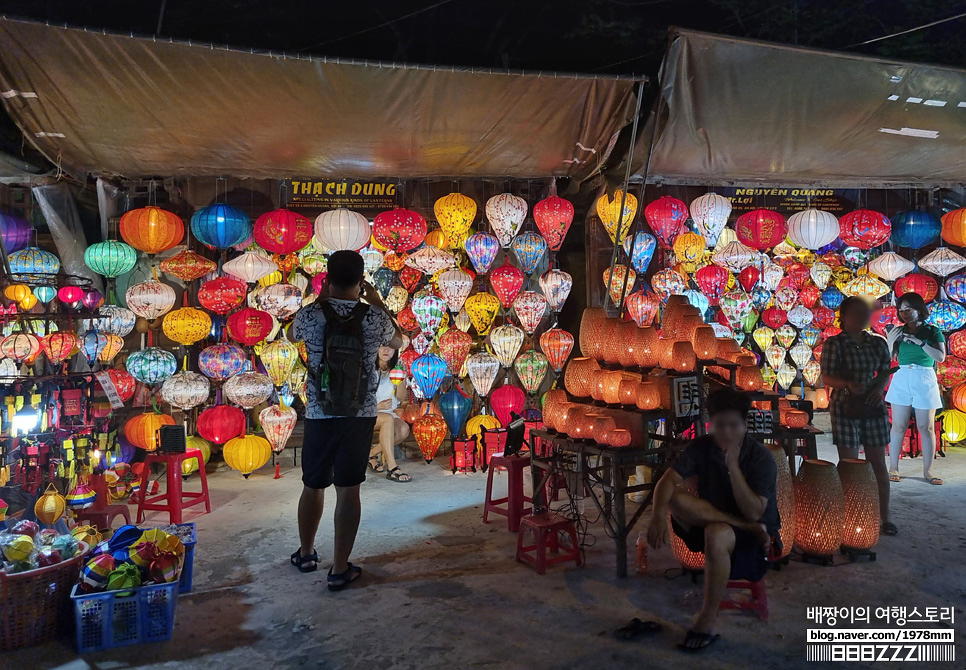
top-left (820, 331), bottom-right (891, 409)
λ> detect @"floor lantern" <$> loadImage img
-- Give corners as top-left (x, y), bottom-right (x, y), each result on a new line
top-left (837, 459), bottom-right (880, 560)
top-left (767, 446), bottom-right (796, 560)
top-left (563, 357), bottom-right (600, 398)
top-left (669, 480), bottom-right (705, 571)
top-left (794, 459), bottom-right (845, 563)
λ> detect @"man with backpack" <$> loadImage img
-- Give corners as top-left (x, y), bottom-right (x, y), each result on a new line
top-left (291, 250), bottom-right (404, 591)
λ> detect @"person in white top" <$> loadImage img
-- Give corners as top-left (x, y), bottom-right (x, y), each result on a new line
top-left (369, 345), bottom-right (412, 482)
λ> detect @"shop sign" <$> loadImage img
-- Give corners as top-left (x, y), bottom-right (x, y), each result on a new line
top-left (284, 178), bottom-right (403, 211)
top-left (672, 376), bottom-right (701, 418)
top-left (721, 187), bottom-right (856, 217)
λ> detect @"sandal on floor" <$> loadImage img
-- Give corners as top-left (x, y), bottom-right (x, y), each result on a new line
top-left (928, 477), bottom-right (944, 485)
top-left (889, 472), bottom-right (901, 482)
top-left (386, 467), bottom-right (412, 482)
top-left (327, 563), bottom-right (363, 591)
top-left (291, 549), bottom-right (319, 573)
top-left (614, 617), bottom-right (662, 641)
top-left (677, 630), bottom-right (720, 652)
top-left (368, 456), bottom-right (385, 473)
top-left (881, 522), bottom-right (898, 536)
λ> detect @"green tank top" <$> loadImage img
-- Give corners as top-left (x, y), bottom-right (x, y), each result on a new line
top-left (895, 324), bottom-right (944, 367)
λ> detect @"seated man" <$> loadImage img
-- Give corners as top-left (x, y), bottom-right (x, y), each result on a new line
top-left (648, 387), bottom-right (780, 652)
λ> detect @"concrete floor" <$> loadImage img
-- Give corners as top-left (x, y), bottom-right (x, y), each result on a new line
top-left (18, 417), bottom-right (966, 670)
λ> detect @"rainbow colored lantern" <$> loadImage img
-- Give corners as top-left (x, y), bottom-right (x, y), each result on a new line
top-left (533, 195), bottom-right (574, 251)
top-left (84, 241), bottom-right (137, 278)
top-left (199, 343), bottom-right (246, 381)
top-left (119, 206), bottom-right (184, 255)
top-left (510, 231), bottom-right (547, 275)
top-left (464, 231), bottom-right (500, 275)
top-left (485, 193), bottom-right (526, 247)
top-left (126, 347), bottom-right (178, 385)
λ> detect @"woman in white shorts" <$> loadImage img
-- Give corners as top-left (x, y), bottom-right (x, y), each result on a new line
top-left (369, 345), bottom-right (412, 482)
top-left (885, 292), bottom-right (946, 486)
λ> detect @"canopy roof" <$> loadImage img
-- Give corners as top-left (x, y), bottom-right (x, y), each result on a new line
top-left (0, 18), bottom-right (638, 181)
top-left (638, 29), bottom-right (966, 188)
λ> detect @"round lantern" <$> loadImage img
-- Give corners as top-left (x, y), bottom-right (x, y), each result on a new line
top-left (564, 357), bottom-right (601, 398)
top-left (126, 347), bottom-right (178, 385)
top-left (711, 240), bottom-right (756, 272)
top-left (642, 195), bottom-right (687, 248)
top-left (161, 371), bottom-right (210, 409)
top-left (95, 368), bottom-right (136, 402)
top-left (34, 484), bottom-right (67, 525)
top-left (438, 329), bottom-right (473, 376)
top-left (314, 208), bottom-right (370, 251)
top-left (85, 240), bottom-right (138, 278)
top-left (838, 210), bottom-right (891, 249)
top-left (98, 334), bottom-right (124, 363)
top-left (735, 209), bottom-right (787, 250)
top-left (467, 413), bottom-right (502, 442)
top-left (405, 246), bottom-right (456, 275)
top-left (672, 231), bottom-right (705, 265)
top-left (539, 328), bottom-right (575, 372)
top-left (466, 352), bottom-right (501, 397)
top-left (190, 203), bottom-right (252, 250)
top-left (8, 246), bottom-right (60, 276)
top-left (736, 365), bottom-right (764, 391)
top-left (484, 193), bottom-right (525, 247)
top-left (0, 212), bottom-right (32, 253)
top-left (919, 247), bottom-right (966, 277)
top-left (837, 459), bottom-right (880, 551)
top-left (198, 343), bottom-right (247, 381)
top-left (224, 371), bottom-right (274, 409)
top-left (490, 261), bottom-right (526, 308)
top-left (941, 408), bottom-right (966, 442)
top-left (513, 350), bottom-right (549, 396)
top-left (227, 308), bottom-right (274, 346)
top-left (198, 277), bottom-right (247, 314)
top-left (125, 279), bottom-right (176, 320)
top-left (160, 249), bottom-right (217, 282)
top-left (197, 405), bottom-right (247, 444)
top-left (182, 437), bottom-right (212, 476)
top-left (533, 195), bottom-right (574, 251)
top-left (3, 283), bottom-right (29, 303)
top-left (793, 459), bottom-right (845, 555)
top-left (949, 331), bottom-right (966, 359)
top-left (927, 301), bottom-right (966, 332)
top-left (125, 412), bottom-right (176, 451)
top-left (689, 192), bottom-right (731, 244)
top-left (260, 404), bottom-right (298, 453)
top-left (464, 231), bottom-right (500, 274)
top-left (119, 206), bottom-right (184, 255)
top-left (489, 325), bottom-right (525, 367)
top-left (491, 383), bottom-right (526, 426)
top-left (255, 282), bottom-right (303, 320)
top-left (891, 209), bottom-right (941, 248)
top-left (867, 252), bottom-right (914, 282)
top-left (162, 307), bottom-right (212, 346)
top-left (224, 250), bottom-right (278, 284)
top-left (410, 354), bottom-right (448, 399)
top-left (413, 414), bottom-right (448, 463)
top-left (787, 209), bottom-right (839, 250)
top-left (254, 208), bottom-right (312, 255)
top-left (941, 208), bottom-right (966, 246)
top-left (223, 434), bottom-right (272, 478)
top-left (512, 291), bottom-right (547, 335)
top-left (372, 208), bottom-right (427, 253)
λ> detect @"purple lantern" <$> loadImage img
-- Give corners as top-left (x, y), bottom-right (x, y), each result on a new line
top-left (464, 232), bottom-right (500, 275)
top-left (0, 213), bottom-right (32, 254)
top-left (199, 343), bottom-right (247, 381)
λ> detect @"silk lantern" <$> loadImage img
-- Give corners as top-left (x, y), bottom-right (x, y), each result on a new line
top-left (119, 206), bottom-right (184, 255)
top-left (643, 195), bottom-right (687, 248)
top-left (190, 203), bottom-right (252, 249)
top-left (227, 308), bottom-right (273, 346)
top-left (0, 212), bottom-right (32, 253)
top-left (919, 247), bottom-right (966, 277)
top-left (126, 347), bottom-right (177, 385)
top-left (787, 209), bottom-right (839, 250)
top-left (538, 269), bottom-right (573, 312)
top-left (437, 193), bottom-right (478, 247)
top-left (603, 265), bottom-right (636, 307)
top-left (85, 240), bottom-right (138, 278)
top-left (464, 231), bottom-right (500, 274)
top-left (411, 354), bottom-right (447, 399)
top-left (490, 324), bottom-right (525, 368)
top-left (695, 264), bottom-right (729, 305)
top-left (673, 231), bottom-right (705, 265)
top-left (438, 328), bottom-right (473, 375)
top-left (927, 301), bottom-right (966, 332)
top-left (41, 331), bottom-right (77, 365)
top-left (794, 459), bottom-right (845, 556)
top-left (160, 371), bottom-right (210, 409)
top-left (260, 404), bottom-right (298, 453)
top-left (125, 412), bottom-right (176, 451)
top-left (197, 405), bottom-right (246, 444)
top-left (941, 208), bottom-right (966, 246)
top-left (162, 307), bottom-right (212, 346)
top-left (439, 386), bottom-right (474, 438)
top-left (223, 434), bottom-right (272, 478)
top-left (838, 210), bottom-right (890, 249)
top-left (198, 277), bottom-right (248, 314)
top-left (626, 290), bottom-right (659, 327)
top-left (7, 245), bottom-right (60, 277)
top-left (597, 190), bottom-right (638, 245)
top-left (736, 209), bottom-right (787, 250)
top-left (890, 209), bottom-right (941, 248)
top-left (510, 231), bottom-right (547, 275)
top-left (491, 384), bottom-right (525, 426)
top-left (199, 343), bottom-right (246, 381)
top-left (490, 261), bottom-right (525, 308)
top-left (314, 209), bottom-right (370, 251)
top-left (34, 485), bottom-right (67, 525)
top-left (159, 249), bottom-right (215, 283)
top-left (540, 328), bottom-right (575, 372)
top-left (411, 294), bottom-right (446, 334)
top-left (690, 192), bottom-right (731, 244)
top-left (466, 352), bottom-right (501, 398)
top-left (373, 208), bottom-right (427, 253)
top-left (512, 291), bottom-right (547, 335)
top-left (712, 240), bottom-right (756, 272)
top-left (254, 208), bottom-right (312, 254)
top-left (255, 282), bottom-right (303, 320)
top-left (464, 292), bottom-right (500, 336)
top-left (437, 268), bottom-right (473, 313)
top-left (413, 414), bottom-right (447, 463)
top-left (224, 371), bottom-right (274, 409)
top-left (533, 194), bottom-right (574, 250)
top-left (895, 273), bottom-right (938, 302)
top-left (260, 339), bottom-right (299, 388)
top-left (125, 279), bottom-right (176, 320)
top-left (406, 246), bottom-right (456, 275)
top-left (224, 251), bottom-right (278, 284)
top-left (625, 232), bottom-right (657, 274)
top-left (514, 350), bottom-right (549, 396)
top-left (865, 252), bottom-right (912, 282)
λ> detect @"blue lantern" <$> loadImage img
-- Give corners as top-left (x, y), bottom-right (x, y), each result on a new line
top-left (751, 286), bottom-right (772, 311)
top-left (891, 210), bottom-right (941, 248)
top-left (411, 354), bottom-right (447, 399)
top-left (682, 289), bottom-right (710, 315)
top-left (822, 286), bottom-right (844, 310)
top-left (625, 232), bottom-right (657, 274)
top-left (190, 204), bottom-right (252, 250)
top-left (817, 238), bottom-right (845, 255)
top-left (0, 212), bottom-right (32, 254)
top-left (946, 274), bottom-right (966, 303)
top-left (81, 331), bottom-right (108, 365)
top-left (927, 300), bottom-right (966, 331)
top-left (464, 232), bottom-right (500, 275)
top-left (33, 285), bottom-right (56, 304)
top-left (373, 267), bottom-right (395, 298)
top-left (439, 386), bottom-right (473, 438)
top-left (800, 324), bottom-right (822, 348)
top-left (8, 246), bottom-right (60, 276)
top-left (510, 231), bottom-right (547, 275)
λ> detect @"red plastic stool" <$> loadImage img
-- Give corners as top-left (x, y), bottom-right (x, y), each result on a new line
top-left (73, 473), bottom-right (132, 532)
top-left (136, 449), bottom-right (211, 524)
top-left (482, 453), bottom-right (532, 532)
top-left (720, 579), bottom-right (769, 621)
top-left (516, 512), bottom-right (582, 574)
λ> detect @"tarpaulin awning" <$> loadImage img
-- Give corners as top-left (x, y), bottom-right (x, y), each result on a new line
top-left (637, 29), bottom-right (966, 188)
top-left (0, 18), bottom-right (639, 181)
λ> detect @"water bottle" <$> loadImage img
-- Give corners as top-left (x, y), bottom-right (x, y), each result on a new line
top-left (635, 531), bottom-right (647, 574)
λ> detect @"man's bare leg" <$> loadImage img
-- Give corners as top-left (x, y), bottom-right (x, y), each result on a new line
top-left (332, 484), bottom-right (362, 574)
top-left (297, 485), bottom-right (324, 569)
top-left (690, 522), bottom-right (735, 638)
top-left (669, 488), bottom-right (770, 552)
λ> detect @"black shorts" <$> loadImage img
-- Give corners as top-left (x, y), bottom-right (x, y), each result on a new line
top-left (301, 417), bottom-right (377, 489)
top-left (671, 518), bottom-right (771, 582)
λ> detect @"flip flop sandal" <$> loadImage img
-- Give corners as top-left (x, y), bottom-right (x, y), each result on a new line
top-left (928, 477), bottom-right (943, 485)
top-left (880, 522), bottom-right (898, 536)
top-left (327, 563), bottom-right (363, 591)
top-left (889, 472), bottom-right (901, 482)
top-left (677, 630), bottom-right (720, 652)
top-left (386, 467), bottom-right (412, 482)
top-left (614, 618), bottom-right (662, 641)
top-left (291, 549), bottom-right (319, 573)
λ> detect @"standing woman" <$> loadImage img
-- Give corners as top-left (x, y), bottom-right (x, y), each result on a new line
top-left (885, 292), bottom-right (946, 486)
top-left (820, 297), bottom-right (896, 535)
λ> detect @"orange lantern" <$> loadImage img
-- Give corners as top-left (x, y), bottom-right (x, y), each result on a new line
top-left (98, 334), bottom-right (125, 363)
top-left (658, 339), bottom-right (675, 369)
top-left (590, 370), bottom-right (608, 402)
top-left (564, 357), bottom-right (600, 398)
top-left (425, 229), bottom-right (449, 249)
top-left (784, 410), bottom-right (809, 429)
top-left (578, 307), bottom-right (608, 359)
top-left (124, 412), bottom-right (176, 452)
top-left (838, 459), bottom-right (880, 551)
top-left (119, 206), bottom-right (184, 255)
top-left (597, 319), bottom-right (620, 364)
top-left (607, 428), bottom-right (631, 447)
top-left (636, 382), bottom-right (661, 410)
top-left (669, 480), bottom-right (705, 570)
top-left (413, 414), bottom-right (447, 463)
top-left (546, 401), bottom-right (573, 432)
top-left (41, 331), bottom-right (77, 365)
top-left (952, 383), bottom-right (966, 412)
top-left (671, 341), bottom-right (697, 373)
top-left (591, 416), bottom-right (617, 444)
top-left (612, 320), bottom-right (639, 368)
top-left (602, 371), bottom-right (625, 405)
top-left (691, 325), bottom-right (717, 361)
top-left (715, 338), bottom-right (741, 360)
top-left (794, 460), bottom-right (845, 556)
top-left (618, 380), bottom-right (639, 406)
top-left (562, 405), bottom-right (587, 437)
top-left (633, 327), bottom-right (660, 368)
top-left (736, 365), bottom-right (764, 391)
top-left (542, 388), bottom-right (568, 420)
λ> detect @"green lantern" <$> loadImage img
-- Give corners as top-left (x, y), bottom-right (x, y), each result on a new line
top-left (84, 240), bottom-right (138, 278)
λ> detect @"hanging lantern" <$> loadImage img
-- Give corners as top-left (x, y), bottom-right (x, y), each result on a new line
top-left (259, 404), bottom-right (298, 453)
top-left (119, 206), bottom-right (184, 255)
top-left (893, 273), bottom-right (937, 302)
top-left (838, 210), bottom-right (891, 249)
top-left (538, 269), bottom-right (573, 312)
top-left (735, 209), bottom-right (787, 250)
top-left (223, 434), bottom-right (272, 478)
top-left (711, 240), bottom-right (756, 272)
top-left (650, 268), bottom-right (685, 302)
top-left (198, 343), bottom-right (247, 381)
top-left (803, 359), bottom-right (822, 386)
top-left (227, 308), bottom-right (274, 346)
top-left (809, 261), bottom-right (832, 290)
top-left (34, 484), bottom-right (67, 525)
top-left (642, 195), bottom-right (687, 248)
top-left (157, 249), bottom-right (215, 283)
top-left (514, 350), bottom-right (549, 396)
top-left (98, 334), bottom-right (124, 363)
top-left (595, 190), bottom-right (638, 245)
top-left (405, 246), bottom-right (457, 275)
top-left (189, 203), bottom-right (253, 250)
top-left (533, 195), bottom-right (574, 250)
top-left (224, 250), bottom-right (278, 284)
top-left (512, 291), bottom-right (547, 335)
top-left (736, 266), bottom-right (759, 293)
top-left (787, 209), bottom-right (839, 250)
top-left (197, 405), bottom-right (247, 444)
top-left (437, 268), bottom-right (474, 313)
top-left (0, 212), bottom-right (32, 253)
top-left (224, 371), bottom-right (274, 409)
top-left (787, 304), bottom-right (814, 329)
top-left (32, 285), bottom-right (55, 304)
top-left (125, 412), bottom-right (176, 451)
top-left (161, 371), bottom-right (210, 409)
top-left (490, 261), bottom-right (526, 308)
top-left (866, 252), bottom-right (914, 282)
top-left (753, 326), bottom-right (775, 351)
top-left (81, 289), bottom-right (103, 311)
top-left (384, 286), bottom-right (409, 315)
top-left (413, 414), bottom-right (448, 463)
top-left (126, 347), bottom-right (178, 385)
top-left (372, 208), bottom-right (427, 253)
top-left (313, 208), bottom-right (370, 251)
top-left (603, 265), bottom-right (636, 308)
top-left (539, 328), bottom-right (574, 372)
top-left (719, 291), bottom-right (753, 328)
top-left (41, 331), bottom-right (77, 365)
top-left (919, 247), bottom-right (966, 277)
top-left (624, 232), bottom-right (657, 275)
top-left (464, 231), bottom-right (500, 275)
top-left (927, 300), bottom-right (966, 332)
top-left (689, 193), bottom-right (731, 244)
top-left (95, 368), bottom-right (136, 402)
top-left (483, 193), bottom-right (525, 247)
top-left (398, 266), bottom-right (422, 293)
top-left (84, 240), bottom-right (138, 278)
top-left (490, 325), bottom-right (525, 368)
top-left (775, 324), bottom-right (798, 349)
top-left (438, 329), bottom-right (473, 376)
top-left (889, 209), bottom-right (940, 248)
top-left (437, 387), bottom-right (473, 443)
top-left (491, 383), bottom-right (526, 427)
top-left (672, 231), bottom-right (706, 265)
top-left (776, 362), bottom-right (797, 389)
top-left (162, 307), bottom-right (212, 346)
top-left (765, 344), bottom-right (787, 370)
top-left (941, 208), bottom-right (966, 245)
top-left (411, 294), bottom-right (447, 335)
top-left (461, 292), bottom-right (497, 336)
top-left (254, 208), bottom-right (312, 255)
top-left (195, 276), bottom-right (246, 315)
top-left (466, 352), bottom-right (501, 397)
top-left (125, 279), bottom-right (176, 320)
top-left (255, 282), bottom-right (303, 320)
top-left (626, 290), bottom-right (660, 327)
top-left (695, 264), bottom-right (730, 305)
top-left (789, 341), bottom-right (813, 369)
top-left (410, 354), bottom-right (448, 399)
top-left (843, 275), bottom-right (890, 300)
top-left (260, 339), bottom-right (299, 388)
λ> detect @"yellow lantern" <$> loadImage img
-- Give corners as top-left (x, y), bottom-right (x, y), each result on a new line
top-left (260, 339), bottom-right (299, 388)
top-left (673, 231), bottom-right (706, 265)
top-left (466, 413), bottom-right (502, 443)
top-left (603, 265), bottom-right (636, 308)
top-left (18, 293), bottom-right (38, 311)
top-left (182, 436), bottom-right (212, 476)
top-left (464, 292), bottom-right (500, 336)
top-left (425, 229), bottom-right (449, 249)
top-left (98, 334), bottom-right (125, 363)
top-left (596, 190), bottom-right (639, 245)
top-left (941, 409), bottom-right (966, 442)
top-left (3, 284), bottom-right (31, 303)
top-left (223, 434), bottom-right (272, 478)
top-left (258, 270), bottom-right (284, 289)
top-left (753, 326), bottom-right (775, 351)
top-left (434, 193), bottom-right (477, 248)
top-left (384, 286), bottom-right (409, 314)
top-left (34, 483), bottom-right (66, 525)
top-left (162, 307), bottom-right (212, 346)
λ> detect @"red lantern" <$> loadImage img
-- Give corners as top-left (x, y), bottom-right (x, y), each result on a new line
top-left (695, 265), bottom-right (729, 305)
top-left (399, 347), bottom-right (419, 375)
top-left (490, 261), bottom-right (525, 309)
top-left (540, 328), bottom-right (575, 372)
top-left (735, 209), bottom-right (787, 250)
top-left (491, 383), bottom-right (525, 427)
top-left (97, 368), bottom-right (136, 402)
top-left (786, 263), bottom-right (811, 289)
top-left (839, 210), bottom-right (891, 250)
top-left (871, 306), bottom-right (900, 336)
top-left (895, 273), bottom-right (938, 302)
top-left (811, 306), bottom-right (835, 330)
top-left (160, 249), bottom-right (217, 282)
top-left (373, 208), bottom-right (428, 253)
top-left (197, 405), bottom-right (247, 444)
top-left (821, 326), bottom-right (841, 340)
top-left (626, 290), bottom-right (660, 327)
top-left (397, 306), bottom-right (419, 333)
top-left (798, 285), bottom-right (821, 309)
top-left (737, 266), bottom-right (760, 293)
top-left (198, 277), bottom-right (248, 314)
top-left (937, 356), bottom-right (966, 387)
top-left (399, 266), bottom-right (422, 293)
top-left (58, 286), bottom-right (84, 304)
top-left (438, 329), bottom-right (473, 375)
top-left (949, 331), bottom-right (966, 358)
top-left (254, 208), bottom-right (312, 255)
top-left (41, 331), bottom-right (77, 365)
top-left (533, 195), bottom-right (574, 251)
top-left (761, 307), bottom-right (787, 329)
top-left (644, 196), bottom-right (689, 248)
top-left (227, 308), bottom-right (274, 346)
top-left (413, 414), bottom-right (447, 463)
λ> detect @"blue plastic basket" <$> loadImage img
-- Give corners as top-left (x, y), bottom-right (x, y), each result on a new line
top-left (71, 581), bottom-right (178, 653)
top-left (176, 522), bottom-right (197, 593)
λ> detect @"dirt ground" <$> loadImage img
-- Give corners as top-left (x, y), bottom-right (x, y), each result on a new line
top-left (17, 416), bottom-right (966, 669)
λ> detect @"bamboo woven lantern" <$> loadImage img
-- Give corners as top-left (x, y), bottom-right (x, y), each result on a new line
top-left (768, 446), bottom-right (796, 559)
top-left (562, 405), bottom-right (587, 437)
top-left (619, 380), bottom-right (640, 406)
top-left (794, 459), bottom-right (845, 556)
top-left (607, 429), bottom-right (631, 447)
top-left (579, 307), bottom-right (608, 359)
top-left (590, 370), bottom-right (608, 402)
top-left (592, 416), bottom-right (617, 444)
top-left (657, 338), bottom-right (675, 369)
top-left (691, 325), bottom-right (718, 361)
top-left (838, 459), bottom-right (880, 550)
top-left (542, 389), bottom-right (567, 422)
top-left (598, 319), bottom-right (621, 363)
top-left (715, 337), bottom-right (741, 360)
top-left (670, 341), bottom-right (697, 373)
top-left (669, 479), bottom-right (705, 570)
top-left (601, 371), bottom-right (624, 404)
top-left (636, 381), bottom-right (660, 410)
top-left (564, 357), bottom-right (600, 398)
top-left (735, 353), bottom-right (757, 367)
top-left (547, 401), bottom-right (574, 431)
top-left (784, 410), bottom-right (809, 429)
top-left (737, 365), bottom-right (765, 391)
top-left (575, 412), bottom-right (599, 440)
top-left (633, 327), bottom-right (660, 368)
top-left (613, 320), bottom-right (639, 367)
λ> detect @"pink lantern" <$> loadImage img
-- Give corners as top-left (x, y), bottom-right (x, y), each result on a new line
top-left (491, 383), bottom-right (525, 426)
top-left (259, 404), bottom-right (298, 453)
top-left (512, 291), bottom-right (548, 335)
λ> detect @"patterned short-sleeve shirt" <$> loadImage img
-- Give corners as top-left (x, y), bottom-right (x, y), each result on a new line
top-left (820, 331), bottom-right (891, 409)
top-left (292, 298), bottom-right (395, 419)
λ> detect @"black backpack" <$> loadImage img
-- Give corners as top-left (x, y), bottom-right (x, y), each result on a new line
top-left (317, 301), bottom-right (370, 416)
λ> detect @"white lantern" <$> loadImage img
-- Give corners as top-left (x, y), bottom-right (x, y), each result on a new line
top-left (485, 193), bottom-right (528, 247)
top-left (810, 261), bottom-right (832, 289)
top-left (314, 209), bottom-right (370, 252)
top-left (361, 247), bottom-right (384, 275)
top-left (405, 246), bottom-right (456, 275)
top-left (867, 252), bottom-right (915, 282)
top-left (384, 286), bottom-right (409, 314)
top-left (918, 247), bottom-right (966, 278)
top-left (90, 305), bottom-right (136, 337)
top-left (713, 227), bottom-right (738, 252)
top-left (255, 283), bottom-right (303, 320)
top-left (161, 371), bottom-right (210, 409)
top-left (465, 352), bottom-right (501, 397)
top-left (711, 240), bottom-right (756, 272)
top-left (762, 261), bottom-right (785, 291)
top-left (437, 268), bottom-right (473, 313)
top-left (690, 193), bottom-right (732, 245)
top-left (787, 209), bottom-right (839, 250)
top-left (224, 251), bottom-right (278, 284)
top-left (125, 279), bottom-right (176, 320)
top-left (538, 269), bottom-right (573, 312)
top-left (224, 371), bottom-right (274, 409)
top-left (489, 325), bottom-right (524, 367)
top-left (776, 362), bottom-right (798, 389)
top-left (787, 304), bottom-right (814, 329)
top-left (789, 341), bottom-right (813, 369)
